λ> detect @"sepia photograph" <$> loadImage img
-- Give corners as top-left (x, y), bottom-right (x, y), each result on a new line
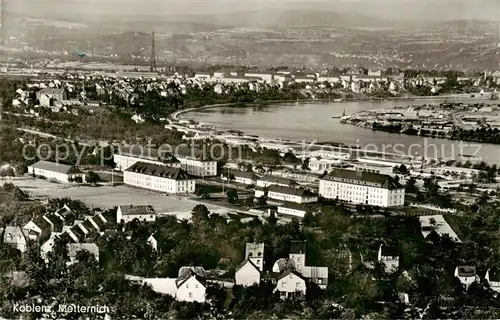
top-left (0, 0), bottom-right (499, 319)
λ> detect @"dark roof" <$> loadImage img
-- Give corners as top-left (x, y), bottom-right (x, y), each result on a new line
top-left (81, 219), bottom-right (96, 233)
top-left (118, 145), bottom-right (180, 164)
top-left (380, 245), bottom-right (399, 257)
top-left (29, 160), bottom-right (82, 175)
top-left (278, 202), bottom-right (308, 211)
top-left (91, 215), bottom-right (107, 230)
top-left (457, 266), bottom-right (476, 277)
top-left (235, 259), bottom-right (260, 273)
top-left (70, 225), bottom-right (85, 242)
top-left (268, 185), bottom-right (316, 198)
top-left (174, 146), bottom-right (211, 161)
top-left (175, 269), bottom-right (206, 288)
top-left (321, 169), bottom-right (403, 190)
top-left (290, 241), bottom-right (306, 255)
top-left (118, 205), bottom-right (155, 216)
top-left (31, 215), bottom-right (51, 231)
top-left (230, 170), bottom-right (259, 180)
top-left (259, 175), bottom-right (297, 186)
top-left (125, 162), bottom-right (192, 180)
top-left (44, 214), bottom-right (64, 232)
top-left (277, 270), bottom-right (306, 282)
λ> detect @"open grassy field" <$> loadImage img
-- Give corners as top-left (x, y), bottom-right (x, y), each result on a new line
top-left (0, 177), bottom-right (233, 220)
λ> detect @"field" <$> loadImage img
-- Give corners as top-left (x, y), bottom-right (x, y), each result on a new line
top-left (0, 177), bottom-right (233, 220)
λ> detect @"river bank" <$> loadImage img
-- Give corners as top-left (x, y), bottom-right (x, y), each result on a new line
top-left (178, 98), bottom-right (500, 163)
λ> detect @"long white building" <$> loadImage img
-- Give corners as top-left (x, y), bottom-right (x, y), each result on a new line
top-left (124, 162), bottom-right (195, 194)
top-left (319, 169), bottom-right (405, 207)
top-left (174, 147), bottom-right (218, 177)
top-left (27, 160), bottom-right (86, 183)
top-left (114, 145), bottom-right (181, 171)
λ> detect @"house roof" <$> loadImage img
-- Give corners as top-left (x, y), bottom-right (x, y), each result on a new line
top-left (118, 205), bottom-right (155, 216)
top-left (235, 259), bottom-right (260, 273)
top-left (290, 241), bottom-right (306, 255)
top-left (67, 243), bottom-right (99, 259)
top-left (91, 214), bottom-right (107, 230)
top-left (230, 170), bottom-right (259, 180)
top-left (176, 268), bottom-right (206, 288)
top-left (457, 266), bottom-right (476, 277)
top-left (259, 175), bottom-right (297, 186)
top-left (81, 219), bottom-right (96, 233)
top-left (278, 202), bottom-right (308, 212)
top-left (40, 88), bottom-right (65, 95)
top-left (380, 245), bottom-right (399, 257)
top-left (29, 160), bottom-right (82, 175)
top-left (44, 213), bottom-right (64, 232)
top-left (268, 185), bottom-right (316, 198)
top-left (178, 266), bottom-right (206, 278)
top-left (125, 162), bottom-right (192, 180)
top-left (69, 225), bottom-right (85, 242)
top-left (277, 270), bottom-right (306, 282)
top-left (245, 243), bottom-right (264, 259)
top-left (321, 169), bottom-right (403, 190)
top-left (30, 215), bottom-right (51, 231)
top-left (174, 146), bottom-right (210, 161)
top-left (118, 145), bottom-right (180, 164)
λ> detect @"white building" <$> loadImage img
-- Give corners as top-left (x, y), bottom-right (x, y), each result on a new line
top-left (175, 147), bottom-right (217, 177)
top-left (308, 158), bottom-right (341, 173)
top-left (2, 226), bottom-right (29, 253)
top-left (277, 203), bottom-right (308, 218)
top-left (175, 268), bottom-right (207, 303)
top-left (352, 163), bottom-right (395, 176)
top-left (419, 215), bottom-right (461, 242)
top-left (454, 266), bottom-right (478, 287)
top-left (272, 241), bottom-right (328, 289)
top-left (124, 162), bottom-right (195, 194)
top-left (41, 232), bottom-right (61, 262)
top-left (222, 170), bottom-right (259, 185)
top-left (435, 166), bottom-right (482, 179)
top-left (267, 185), bottom-right (318, 204)
top-left (274, 271), bottom-right (307, 299)
top-left (116, 205), bottom-right (156, 224)
top-left (235, 259), bottom-right (261, 287)
top-left (27, 160), bottom-right (86, 183)
top-left (319, 169), bottom-right (405, 207)
top-left (245, 243), bottom-right (265, 271)
top-left (378, 244), bottom-right (399, 273)
top-left (485, 268), bottom-right (500, 293)
top-left (114, 145), bottom-right (181, 171)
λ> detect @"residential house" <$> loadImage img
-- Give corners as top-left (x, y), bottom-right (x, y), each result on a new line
top-left (274, 270), bottom-right (307, 299)
top-left (245, 243), bottom-right (265, 271)
top-left (36, 88), bottom-right (67, 101)
top-left (23, 216), bottom-right (51, 241)
top-left (267, 185), bottom-right (318, 204)
top-left (27, 160), bottom-right (86, 183)
top-left (485, 268), bottom-right (500, 293)
top-left (124, 162), bottom-right (195, 194)
top-left (272, 241), bottom-right (328, 289)
top-left (41, 233), bottom-right (61, 262)
top-left (175, 267), bottom-right (207, 303)
top-left (116, 205), bottom-right (156, 224)
top-left (454, 266), bottom-right (478, 287)
top-left (2, 226), bottom-right (29, 253)
top-left (67, 243), bottom-right (100, 265)
top-left (235, 259), bottom-right (261, 287)
top-left (378, 244), bottom-right (399, 273)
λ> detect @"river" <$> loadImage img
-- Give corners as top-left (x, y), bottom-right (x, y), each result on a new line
top-left (180, 98), bottom-right (500, 163)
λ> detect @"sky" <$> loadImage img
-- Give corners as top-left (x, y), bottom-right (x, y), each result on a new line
top-left (6, 0), bottom-right (500, 21)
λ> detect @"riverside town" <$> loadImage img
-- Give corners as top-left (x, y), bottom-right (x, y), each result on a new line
top-left (1, 2), bottom-right (500, 320)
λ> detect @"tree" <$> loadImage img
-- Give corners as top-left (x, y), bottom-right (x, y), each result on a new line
top-left (256, 196), bottom-right (267, 208)
top-left (191, 204), bottom-right (209, 224)
top-left (227, 189), bottom-right (238, 204)
top-left (245, 196), bottom-right (255, 208)
top-left (405, 177), bottom-right (418, 193)
top-left (301, 157), bottom-right (311, 171)
top-left (85, 171), bottom-right (100, 185)
top-left (74, 176), bottom-right (83, 183)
